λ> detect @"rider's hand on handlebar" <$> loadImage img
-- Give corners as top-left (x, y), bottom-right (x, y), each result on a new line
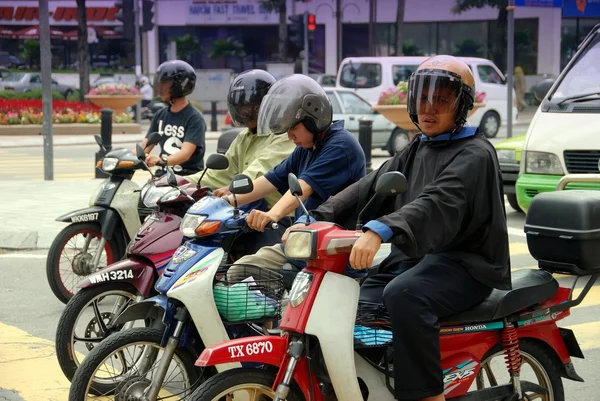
top-left (145, 154), bottom-right (161, 167)
top-left (282, 223), bottom-right (304, 244)
top-left (349, 230), bottom-right (382, 270)
top-left (246, 210), bottom-right (279, 232)
top-left (213, 186), bottom-right (231, 197)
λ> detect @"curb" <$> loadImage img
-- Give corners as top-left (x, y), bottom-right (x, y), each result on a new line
top-left (0, 231), bottom-right (38, 251)
top-left (0, 388), bottom-right (25, 401)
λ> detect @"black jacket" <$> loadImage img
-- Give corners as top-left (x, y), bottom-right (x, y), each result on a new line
top-left (310, 131), bottom-right (511, 290)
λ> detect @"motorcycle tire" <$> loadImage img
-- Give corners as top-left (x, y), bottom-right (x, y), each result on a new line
top-left (46, 222), bottom-right (121, 304)
top-left (69, 327), bottom-right (200, 399)
top-left (55, 282), bottom-right (139, 383)
top-left (189, 368), bottom-right (305, 401)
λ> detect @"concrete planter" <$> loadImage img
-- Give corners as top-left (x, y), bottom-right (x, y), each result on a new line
top-left (0, 123), bottom-right (141, 136)
top-left (85, 95), bottom-right (142, 115)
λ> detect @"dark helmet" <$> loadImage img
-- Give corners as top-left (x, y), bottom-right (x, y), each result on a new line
top-left (154, 60), bottom-right (197, 100)
top-left (407, 55), bottom-right (476, 129)
top-left (227, 69), bottom-right (276, 129)
top-left (257, 74), bottom-right (332, 136)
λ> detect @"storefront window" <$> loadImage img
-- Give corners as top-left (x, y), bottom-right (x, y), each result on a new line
top-left (561, 19), bottom-right (600, 69)
top-left (438, 21), bottom-right (489, 58)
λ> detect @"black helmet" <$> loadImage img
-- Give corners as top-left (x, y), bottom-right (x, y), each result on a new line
top-left (227, 69), bottom-right (276, 129)
top-left (257, 74), bottom-right (332, 136)
top-left (154, 60), bottom-right (196, 99)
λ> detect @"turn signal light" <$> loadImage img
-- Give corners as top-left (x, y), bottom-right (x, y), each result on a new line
top-left (96, 160), bottom-right (102, 168)
top-left (195, 221), bottom-right (221, 236)
top-left (119, 161), bottom-right (135, 168)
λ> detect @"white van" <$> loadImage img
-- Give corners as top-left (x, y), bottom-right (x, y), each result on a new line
top-left (515, 23), bottom-right (600, 213)
top-left (335, 56), bottom-right (517, 139)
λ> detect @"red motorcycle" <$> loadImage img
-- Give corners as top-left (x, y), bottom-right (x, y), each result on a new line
top-left (54, 153), bottom-right (229, 384)
top-left (189, 172), bottom-right (596, 401)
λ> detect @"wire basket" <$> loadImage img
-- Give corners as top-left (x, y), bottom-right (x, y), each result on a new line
top-left (213, 264), bottom-right (285, 324)
top-left (354, 301), bottom-right (394, 348)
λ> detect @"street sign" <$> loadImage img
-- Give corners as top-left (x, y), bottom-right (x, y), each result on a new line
top-left (563, 0), bottom-right (600, 17)
top-left (514, 0), bottom-right (562, 7)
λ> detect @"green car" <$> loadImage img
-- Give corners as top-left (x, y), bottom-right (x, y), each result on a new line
top-left (494, 134), bottom-right (526, 213)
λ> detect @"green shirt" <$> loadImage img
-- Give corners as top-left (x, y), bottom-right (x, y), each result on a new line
top-left (187, 128), bottom-right (295, 209)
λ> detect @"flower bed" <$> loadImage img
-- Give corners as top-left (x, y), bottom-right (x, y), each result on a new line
top-left (88, 83), bottom-right (141, 96)
top-left (0, 99), bottom-right (133, 125)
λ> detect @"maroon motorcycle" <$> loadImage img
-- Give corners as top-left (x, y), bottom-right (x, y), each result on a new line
top-left (54, 153), bottom-right (230, 384)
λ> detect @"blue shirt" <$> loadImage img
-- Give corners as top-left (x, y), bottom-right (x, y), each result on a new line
top-left (264, 120), bottom-right (366, 220)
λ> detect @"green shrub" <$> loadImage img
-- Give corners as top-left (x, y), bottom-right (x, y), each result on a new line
top-left (0, 89), bottom-right (64, 100)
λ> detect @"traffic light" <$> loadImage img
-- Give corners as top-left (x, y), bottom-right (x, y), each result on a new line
top-left (288, 14), bottom-right (304, 48)
top-left (142, 0), bottom-right (155, 32)
top-left (307, 13), bottom-right (316, 42)
top-left (114, 0), bottom-right (134, 40)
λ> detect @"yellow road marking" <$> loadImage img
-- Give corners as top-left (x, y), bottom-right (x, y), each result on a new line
top-left (509, 242), bottom-right (530, 256)
top-left (565, 321), bottom-right (600, 352)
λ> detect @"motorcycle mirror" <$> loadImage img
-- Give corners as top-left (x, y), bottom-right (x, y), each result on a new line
top-left (229, 174), bottom-right (254, 195)
top-left (534, 78), bottom-right (556, 102)
top-left (375, 171), bottom-right (408, 195)
top-left (146, 132), bottom-right (162, 147)
top-left (288, 173), bottom-right (303, 197)
top-left (94, 134), bottom-right (104, 147)
top-left (136, 143), bottom-right (146, 160)
top-left (166, 167), bottom-right (178, 187)
top-left (288, 173), bottom-right (311, 224)
top-left (206, 153), bottom-right (229, 171)
top-left (356, 172), bottom-right (408, 230)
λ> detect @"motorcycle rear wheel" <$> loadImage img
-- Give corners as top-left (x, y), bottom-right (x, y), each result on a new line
top-left (46, 222), bottom-right (121, 304)
top-left (55, 282), bottom-right (140, 383)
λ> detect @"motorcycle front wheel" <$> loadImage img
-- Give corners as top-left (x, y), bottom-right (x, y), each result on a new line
top-left (68, 327), bottom-right (200, 399)
top-left (189, 368), bottom-right (305, 401)
top-left (55, 282), bottom-right (143, 383)
top-left (46, 222), bottom-right (121, 304)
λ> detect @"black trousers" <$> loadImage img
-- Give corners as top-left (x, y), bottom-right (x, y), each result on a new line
top-left (359, 253), bottom-right (492, 400)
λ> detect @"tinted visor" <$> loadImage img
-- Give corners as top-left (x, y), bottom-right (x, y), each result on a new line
top-left (228, 103), bottom-right (258, 128)
top-left (257, 93), bottom-right (299, 136)
top-left (408, 70), bottom-right (462, 115)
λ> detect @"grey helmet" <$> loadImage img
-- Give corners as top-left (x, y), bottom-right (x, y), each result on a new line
top-left (257, 74), bottom-right (333, 136)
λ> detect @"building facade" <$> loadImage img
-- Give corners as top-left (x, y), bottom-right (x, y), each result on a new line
top-left (0, 0), bottom-right (599, 78)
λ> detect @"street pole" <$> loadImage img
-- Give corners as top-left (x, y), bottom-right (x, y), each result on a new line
top-left (506, 0), bottom-right (515, 139)
top-left (39, 0), bottom-right (53, 181)
top-left (134, 0), bottom-right (142, 123)
top-left (336, 0), bottom-right (342, 67)
top-left (303, 11), bottom-right (309, 75)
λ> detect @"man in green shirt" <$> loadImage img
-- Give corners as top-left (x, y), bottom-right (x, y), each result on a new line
top-left (186, 69), bottom-right (295, 258)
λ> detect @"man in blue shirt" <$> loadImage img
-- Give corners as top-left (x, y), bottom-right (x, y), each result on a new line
top-left (223, 74), bottom-right (365, 273)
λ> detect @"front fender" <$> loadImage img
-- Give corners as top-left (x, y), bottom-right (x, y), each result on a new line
top-left (195, 335), bottom-right (288, 368)
top-left (78, 258), bottom-right (157, 297)
top-left (56, 206), bottom-right (107, 224)
top-left (112, 295), bottom-right (170, 327)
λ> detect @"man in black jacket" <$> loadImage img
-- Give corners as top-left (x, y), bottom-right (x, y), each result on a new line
top-left (284, 55), bottom-right (510, 401)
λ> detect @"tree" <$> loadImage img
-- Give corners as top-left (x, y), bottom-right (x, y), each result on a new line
top-left (395, 0), bottom-right (406, 56)
top-left (21, 40), bottom-right (40, 67)
top-left (452, 0), bottom-right (507, 71)
top-left (208, 37), bottom-right (247, 70)
top-left (259, 0), bottom-right (288, 62)
top-left (76, 0), bottom-right (90, 102)
top-left (175, 34), bottom-right (201, 64)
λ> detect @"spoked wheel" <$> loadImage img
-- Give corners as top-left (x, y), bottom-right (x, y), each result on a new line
top-left (189, 368), bottom-right (305, 401)
top-left (47, 223), bottom-right (120, 304)
top-left (68, 327), bottom-right (199, 399)
top-left (470, 339), bottom-right (564, 401)
top-left (55, 283), bottom-right (143, 382)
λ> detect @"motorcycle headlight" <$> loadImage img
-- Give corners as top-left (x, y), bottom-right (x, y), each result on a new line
top-left (289, 271), bottom-right (313, 308)
top-left (180, 214), bottom-right (221, 238)
top-left (496, 149), bottom-right (517, 164)
top-left (525, 151), bottom-right (564, 175)
top-left (143, 186), bottom-right (174, 208)
top-left (172, 245), bottom-right (197, 264)
top-left (101, 157), bottom-right (118, 172)
top-left (284, 230), bottom-right (317, 260)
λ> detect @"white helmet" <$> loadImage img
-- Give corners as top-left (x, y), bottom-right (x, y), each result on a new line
top-left (140, 76), bottom-right (149, 85)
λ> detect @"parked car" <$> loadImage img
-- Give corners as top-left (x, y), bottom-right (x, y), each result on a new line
top-left (0, 66), bottom-right (12, 81)
top-left (494, 134), bottom-right (526, 213)
top-left (336, 56), bottom-right (518, 139)
top-left (310, 73), bottom-right (336, 87)
top-left (0, 72), bottom-right (76, 98)
top-left (216, 88), bottom-right (396, 155)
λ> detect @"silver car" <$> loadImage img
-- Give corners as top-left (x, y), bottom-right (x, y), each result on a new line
top-left (0, 72), bottom-right (76, 98)
top-left (325, 88), bottom-right (399, 155)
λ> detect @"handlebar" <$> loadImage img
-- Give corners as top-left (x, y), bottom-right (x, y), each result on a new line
top-left (241, 220), bottom-right (279, 233)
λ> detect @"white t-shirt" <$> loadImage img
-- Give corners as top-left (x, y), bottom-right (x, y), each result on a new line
top-left (141, 84), bottom-right (153, 100)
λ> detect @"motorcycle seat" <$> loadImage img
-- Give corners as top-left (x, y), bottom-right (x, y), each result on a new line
top-left (440, 269), bottom-right (559, 325)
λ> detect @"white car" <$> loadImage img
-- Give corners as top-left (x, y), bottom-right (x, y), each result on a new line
top-left (325, 88), bottom-right (397, 155)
